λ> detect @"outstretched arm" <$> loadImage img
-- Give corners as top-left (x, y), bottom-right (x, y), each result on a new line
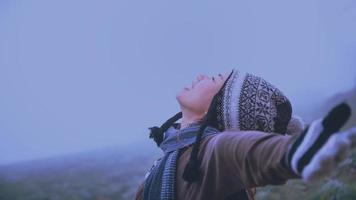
top-left (207, 129), bottom-right (298, 189)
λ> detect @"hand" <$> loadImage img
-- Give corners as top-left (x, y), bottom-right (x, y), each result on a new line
top-left (302, 126), bottom-right (356, 182)
top-left (286, 103), bottom-right (355, 182)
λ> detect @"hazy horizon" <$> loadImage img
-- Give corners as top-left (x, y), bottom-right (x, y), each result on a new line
top-left (1, 0), bottom-right (355, 165)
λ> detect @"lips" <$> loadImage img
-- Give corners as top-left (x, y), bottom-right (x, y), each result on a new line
top-left (183, 77), bottom-right (202, 91)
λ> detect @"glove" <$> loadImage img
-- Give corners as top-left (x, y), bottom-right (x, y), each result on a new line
top-left (285, 102), bottom-right (356, 182)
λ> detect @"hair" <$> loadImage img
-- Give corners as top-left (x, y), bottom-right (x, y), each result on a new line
top-left (149, 70), bottom-right (234, 182)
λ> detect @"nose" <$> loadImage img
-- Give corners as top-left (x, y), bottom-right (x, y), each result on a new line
top-left (196, 74), bottom-right (208, 81)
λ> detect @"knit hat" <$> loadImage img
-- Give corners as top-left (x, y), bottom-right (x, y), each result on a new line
top-left (182, 69), bottom-right (294, 182)
top-left (212, 69), bottom-right (293, 134)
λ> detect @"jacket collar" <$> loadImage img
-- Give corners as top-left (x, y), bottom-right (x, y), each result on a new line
top-left (159, 123), bottom-right (219, 154)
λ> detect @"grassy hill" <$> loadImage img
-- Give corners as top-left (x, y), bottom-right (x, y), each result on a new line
top-left (0, 145), bottom-right (159, 200)
top-left (1, 148), bottom-right (355, 200)
top-left (255, 150), bottom-right (356, 200)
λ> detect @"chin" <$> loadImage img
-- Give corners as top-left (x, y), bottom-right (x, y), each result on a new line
top-left (176, 89), bottom-right (187, 104)
top-left (176, 90), bottom-right (183, 102)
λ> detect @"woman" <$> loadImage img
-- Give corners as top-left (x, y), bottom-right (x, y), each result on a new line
top-left (135, 69), bottom-right (356, 200)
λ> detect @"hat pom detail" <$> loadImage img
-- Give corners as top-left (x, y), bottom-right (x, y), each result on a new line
top-left (286, 115), bottom-right (305, 135)
top-left (149, 126), bottom-right (163, 146)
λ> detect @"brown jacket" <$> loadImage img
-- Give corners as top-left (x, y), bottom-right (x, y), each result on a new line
top-left (135, 130), bottom-right (300, 200)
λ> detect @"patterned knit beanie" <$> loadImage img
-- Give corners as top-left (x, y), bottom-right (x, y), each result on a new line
top-left (212, 69), bottom-right (293, 134)
top-left (182, 69), bottom-right (295, 182)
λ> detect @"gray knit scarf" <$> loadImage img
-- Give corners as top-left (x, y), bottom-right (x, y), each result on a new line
top-left (143, 123), bottom-right (219, 200)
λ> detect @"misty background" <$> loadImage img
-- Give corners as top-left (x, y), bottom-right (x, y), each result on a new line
top-left (1, 0), bottom-right (356, 166)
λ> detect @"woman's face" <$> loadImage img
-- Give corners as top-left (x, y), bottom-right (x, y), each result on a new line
top-left (176, 71), bottom-right (230, 116)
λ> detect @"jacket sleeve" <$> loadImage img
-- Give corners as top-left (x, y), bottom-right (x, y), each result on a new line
top-left (202, 130), bottom-right (300, 189)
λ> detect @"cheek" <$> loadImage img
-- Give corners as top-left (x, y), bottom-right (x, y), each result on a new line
top-left (177, 87), bottom-right (216, 113)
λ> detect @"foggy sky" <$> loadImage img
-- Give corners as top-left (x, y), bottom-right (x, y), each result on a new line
top-left (0, 0), bottom-right (355, 164)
